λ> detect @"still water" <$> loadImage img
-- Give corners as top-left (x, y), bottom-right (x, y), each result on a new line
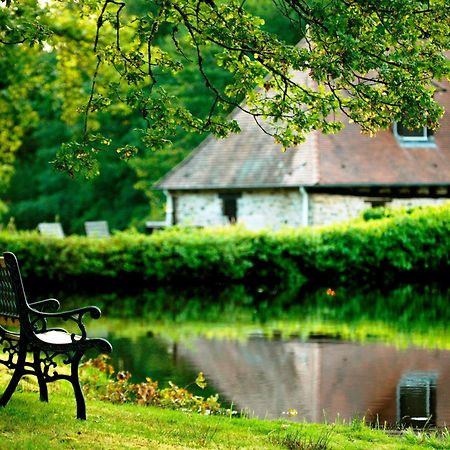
top-left (67, 283), bottom-right (450, 427)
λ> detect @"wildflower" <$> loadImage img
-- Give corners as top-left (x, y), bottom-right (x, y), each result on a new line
top-left (195, 372), bottom-right (207, 389)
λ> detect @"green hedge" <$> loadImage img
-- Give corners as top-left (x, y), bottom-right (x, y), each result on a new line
top-left (0, 203), bottom-right (448, 288)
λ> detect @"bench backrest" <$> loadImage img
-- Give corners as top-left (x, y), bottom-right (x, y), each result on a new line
top-left (0, 253), bottom-right (34, 332)
top-left (84, 221), bottom-right (110, 238)
top-left (38, 222), bottom-right (65, 238)
top-left (0, 256), bottom-right (19, 320)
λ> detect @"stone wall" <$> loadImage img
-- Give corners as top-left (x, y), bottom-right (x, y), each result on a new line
top-left (238, 190), bottom-right (304, 230)
top-left (309, 193), bottom-right (449, 226)
top-left (390, 197), bottom-right (448, 209)
top-left (309, 194), bottom-right (368, 226)
top-left (174, 190), bottom-right (305, 230)
top-left (173, 190), bottom-right (449, 229)
top-left (175, 192), bottom-right (227, 227)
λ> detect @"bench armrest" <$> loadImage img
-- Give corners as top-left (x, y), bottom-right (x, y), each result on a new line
top-left (30, 305), bottom-right (102, 320)
top-left (29, 305), bottom-right (102, 340)
top-left (29, 298), bottom-right (60, 312)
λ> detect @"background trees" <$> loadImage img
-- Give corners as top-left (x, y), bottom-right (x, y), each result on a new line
top-left (0, 0), bottom-right (448, 232)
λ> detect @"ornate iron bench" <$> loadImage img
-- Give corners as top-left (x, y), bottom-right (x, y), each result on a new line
top-left (0, 252), bottom-right (112, 419)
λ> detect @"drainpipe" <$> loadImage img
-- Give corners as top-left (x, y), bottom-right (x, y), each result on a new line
top-left (299, 187), bottom-right (309, 226)
top-left (164, 190), bottom-right (173, 226)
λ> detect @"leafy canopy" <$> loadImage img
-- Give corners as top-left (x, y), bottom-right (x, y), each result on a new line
top-left (0, 0), bottom-right (449, 178)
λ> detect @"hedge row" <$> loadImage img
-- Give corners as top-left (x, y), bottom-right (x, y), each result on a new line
top-left (0, 203), bottom-right (448, 289)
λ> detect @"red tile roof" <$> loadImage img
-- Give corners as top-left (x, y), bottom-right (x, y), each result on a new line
top-left (318, 83), bottom-right (450, 186)
top-left (156, 80), bottom-right (450, 190)
top-left (156, 110), bottom-right (319, 189)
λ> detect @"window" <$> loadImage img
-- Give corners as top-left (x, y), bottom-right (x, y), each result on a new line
top-left (219, 193), bottom-right (240, 223)
top-left (397, 372), bottom-right (437, 428)
top-left (393, 122), bottom-right (435, 147)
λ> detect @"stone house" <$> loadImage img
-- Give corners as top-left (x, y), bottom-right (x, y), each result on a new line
top-left (155, 80), bottom-right (450, 230)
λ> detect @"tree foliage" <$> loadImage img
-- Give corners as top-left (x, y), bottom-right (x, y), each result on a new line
top-left (1, 0), bottom-right (300, 228)
top-left (0, 0), bottom-right (449, 230)
top-left (1, 0), bottom-right (449, 179)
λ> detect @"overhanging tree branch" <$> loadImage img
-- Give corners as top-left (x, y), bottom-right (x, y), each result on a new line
top-left (0, 0), bottom-right (448, 177)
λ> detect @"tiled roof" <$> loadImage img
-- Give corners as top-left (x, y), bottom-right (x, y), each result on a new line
top-left (156, 109), bottom-right (318, 189)
top-left (317, 82), bottom-right (450, 186)
top-left (156, 80), bottom-right (450, 190)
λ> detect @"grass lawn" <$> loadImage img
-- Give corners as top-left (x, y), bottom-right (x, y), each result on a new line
top-left (1, 378), bottom-right (449, 449)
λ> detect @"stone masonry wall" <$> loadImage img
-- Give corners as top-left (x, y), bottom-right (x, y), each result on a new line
top-left (174, 190), bottom-right (305, 230)
top-left (175, 193), bottom-right (227, 227)
top-left (309, 194), bottom-right (368, 226)
top-left (174, 191), bottom-right (448, 229)
top-left (238, 190), bottom-right (304, 230)
top-left (309, 193), bottom-right (448, 226)
top-left (389, 197), bottom-right (448, 209)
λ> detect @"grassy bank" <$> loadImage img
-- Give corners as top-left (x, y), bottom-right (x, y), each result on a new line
top-left (1, 381), bottom-right (449, 449)
top-left (0, 203), bottom-right (448, 289)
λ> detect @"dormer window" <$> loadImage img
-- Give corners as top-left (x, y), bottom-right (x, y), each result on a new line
top-left (393, 122), bottom-right (435, 147)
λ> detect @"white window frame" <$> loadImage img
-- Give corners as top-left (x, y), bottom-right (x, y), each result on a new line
top-left (393, 122), bottom-right (435, 147)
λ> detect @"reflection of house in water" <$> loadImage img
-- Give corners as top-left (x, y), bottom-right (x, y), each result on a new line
top-left (176, 337), bottom-right (450, 426)
top-left (397, 372), bottom-right (437, 428)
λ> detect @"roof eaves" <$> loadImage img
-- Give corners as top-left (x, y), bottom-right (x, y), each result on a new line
top-left (155, 182), bottom-right (316, 191)
top-left (312, 182), bottom-right (450, 188)
top-left (156, 181), bottom-right (450, 191)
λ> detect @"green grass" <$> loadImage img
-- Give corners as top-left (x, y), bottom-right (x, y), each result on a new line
top-left (1, 375), bottom-right (449, 449)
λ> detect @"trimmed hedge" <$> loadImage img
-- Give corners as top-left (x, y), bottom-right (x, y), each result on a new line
top-left (0, 203), bottom-right (448, 288)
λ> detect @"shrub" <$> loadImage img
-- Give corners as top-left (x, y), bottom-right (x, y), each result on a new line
top-left (0, 203), bottom-right (448, 288)
top-left (361, 205), bottom-right (421, 221)
top-left (80, 355), bottom-right (223, 415)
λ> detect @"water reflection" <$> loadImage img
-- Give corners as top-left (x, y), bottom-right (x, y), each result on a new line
top-left (62, 283), bottom-right (450, 426)
top-left (105, 330), bottom-right (450, 427)
top-left (175, 337), bottom-right (450, 426)
top-left (63, 283), bottom-right (450, 337)
top-left (398, 372), bottom-right (437, 428)
top-left (107, 333), bottom-right (221, 399)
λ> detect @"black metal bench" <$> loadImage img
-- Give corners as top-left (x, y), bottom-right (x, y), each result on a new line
top-left (0, 252), bottom-right (112, 419)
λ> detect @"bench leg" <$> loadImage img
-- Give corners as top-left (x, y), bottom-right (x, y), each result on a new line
top-left (33, 350), bottom-right (48, 402)
top-left (0, 345), bottom-right (26, 407)
top-left (71, 352), bottom-right (86, 420)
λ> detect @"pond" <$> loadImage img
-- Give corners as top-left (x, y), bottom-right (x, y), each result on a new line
top-left (49, 283), bottom-right (450, 427)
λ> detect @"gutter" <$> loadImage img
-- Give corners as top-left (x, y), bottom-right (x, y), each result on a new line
top-left (164, 190), bottom-right (173, 226)
top-left (299, 187), bottom-right (309, 227)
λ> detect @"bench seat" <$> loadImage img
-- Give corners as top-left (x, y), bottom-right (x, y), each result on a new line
top-left (35, 330), bottom-right (83, 345)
